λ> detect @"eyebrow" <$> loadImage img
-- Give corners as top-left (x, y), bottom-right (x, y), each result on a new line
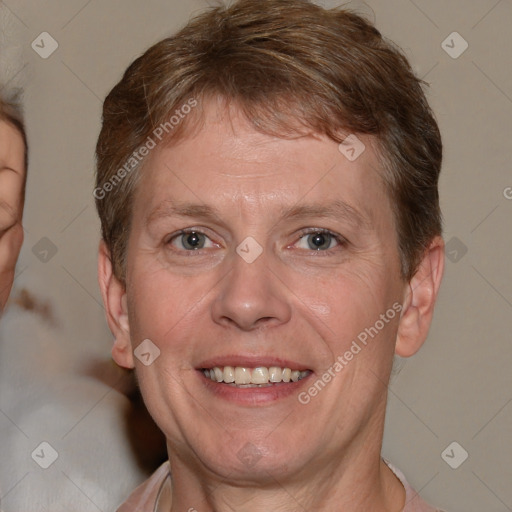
top-left (145, 201), bottom-right (223, 228)
top-left (145, 199), bottom-right (371, 231)
top-left (282, 200), bottom-right (371, 230)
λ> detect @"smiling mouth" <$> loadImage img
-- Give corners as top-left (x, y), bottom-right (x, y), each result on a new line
top-left (201, 366), bottom-right (312, 387)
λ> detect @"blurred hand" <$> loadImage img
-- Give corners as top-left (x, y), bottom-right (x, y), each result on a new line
top-left (0, 120), bottom-right (25, 313)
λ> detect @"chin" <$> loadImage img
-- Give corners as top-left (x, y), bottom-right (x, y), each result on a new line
top-left (182, 429), bottom-right (314, 483)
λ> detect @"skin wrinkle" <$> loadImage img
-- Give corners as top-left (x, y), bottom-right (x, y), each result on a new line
top-left (94, 3), bottom-right (445, 509)
top-left (145, 198), bottom-right (372, 235)
top-left (100, 100), bottom-right (444, 512)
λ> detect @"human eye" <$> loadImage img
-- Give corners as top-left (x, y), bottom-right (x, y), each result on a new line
top-left (293, 228), bottom-right (346, 252)
top-left (167, 229), bottom-right (217, 252)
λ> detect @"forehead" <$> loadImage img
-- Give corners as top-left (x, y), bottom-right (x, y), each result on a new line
top-left (133, 101), bottom-right (392, 229)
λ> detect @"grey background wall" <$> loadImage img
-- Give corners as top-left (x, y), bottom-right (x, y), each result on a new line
top-left (0, 1), bottom-right (510, 511)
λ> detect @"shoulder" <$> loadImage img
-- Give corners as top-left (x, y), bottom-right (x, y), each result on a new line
top-left (384, 460), bottom-right (447, 512)
top-left (116, 461), bottom-right (171, 512)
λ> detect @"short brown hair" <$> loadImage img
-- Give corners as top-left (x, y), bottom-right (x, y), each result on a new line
top-left (95, 0), bottom-right (442, 284)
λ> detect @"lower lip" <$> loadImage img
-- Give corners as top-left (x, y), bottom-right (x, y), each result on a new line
top-left (197, 371), bottom-right (313, 405)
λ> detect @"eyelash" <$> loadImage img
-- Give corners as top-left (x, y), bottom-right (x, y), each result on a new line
top-left (166, 228), bottom-right (346, 254)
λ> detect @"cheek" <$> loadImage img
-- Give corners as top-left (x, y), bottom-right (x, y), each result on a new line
top-left (126, 265), bottom-right (218, 359)
top-left (127, 275), bottom-right (177, 347)
top-left (297, 262), bottom-right (385, 316)
top-left (295, 266), bottom-right (398, 358)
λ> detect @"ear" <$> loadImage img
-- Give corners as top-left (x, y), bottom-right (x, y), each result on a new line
top-left (98, 240), bottom-right (134, 369)
top-left (395, 236), bottom-right (445, 357)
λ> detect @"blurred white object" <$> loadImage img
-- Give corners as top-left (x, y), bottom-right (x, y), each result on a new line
top-left (0, 293), bottom-right (152, 512)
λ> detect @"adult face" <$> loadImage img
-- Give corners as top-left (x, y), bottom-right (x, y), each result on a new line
top-left (100, 99), bottom-right (443, 487)
top-left (0, 120), bottom-right (25, 313)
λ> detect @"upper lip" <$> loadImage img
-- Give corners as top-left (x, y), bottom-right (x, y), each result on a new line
top-left (197, 356), bottom-right (311, 372)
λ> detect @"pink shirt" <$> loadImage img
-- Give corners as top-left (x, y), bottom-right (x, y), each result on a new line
top-left (116, 460), bottom-right (445, 511)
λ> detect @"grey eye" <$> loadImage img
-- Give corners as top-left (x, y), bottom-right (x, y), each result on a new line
top-left (306, 232), bottom-right (334, 250)
top-left (174, 231), bottom-right (207, 250)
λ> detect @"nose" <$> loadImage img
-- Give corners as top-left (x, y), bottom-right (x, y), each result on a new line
top-left (211, 250), bottom-right (292, 331)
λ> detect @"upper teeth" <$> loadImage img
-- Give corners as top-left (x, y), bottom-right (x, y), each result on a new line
top-left (203, 366), bottom-right (310, 385)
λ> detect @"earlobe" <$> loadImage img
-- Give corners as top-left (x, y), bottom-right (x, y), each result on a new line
top-left (395, 236), bottom-right (445, 358)
top-left (97, 240), bottom-right (134, 369)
